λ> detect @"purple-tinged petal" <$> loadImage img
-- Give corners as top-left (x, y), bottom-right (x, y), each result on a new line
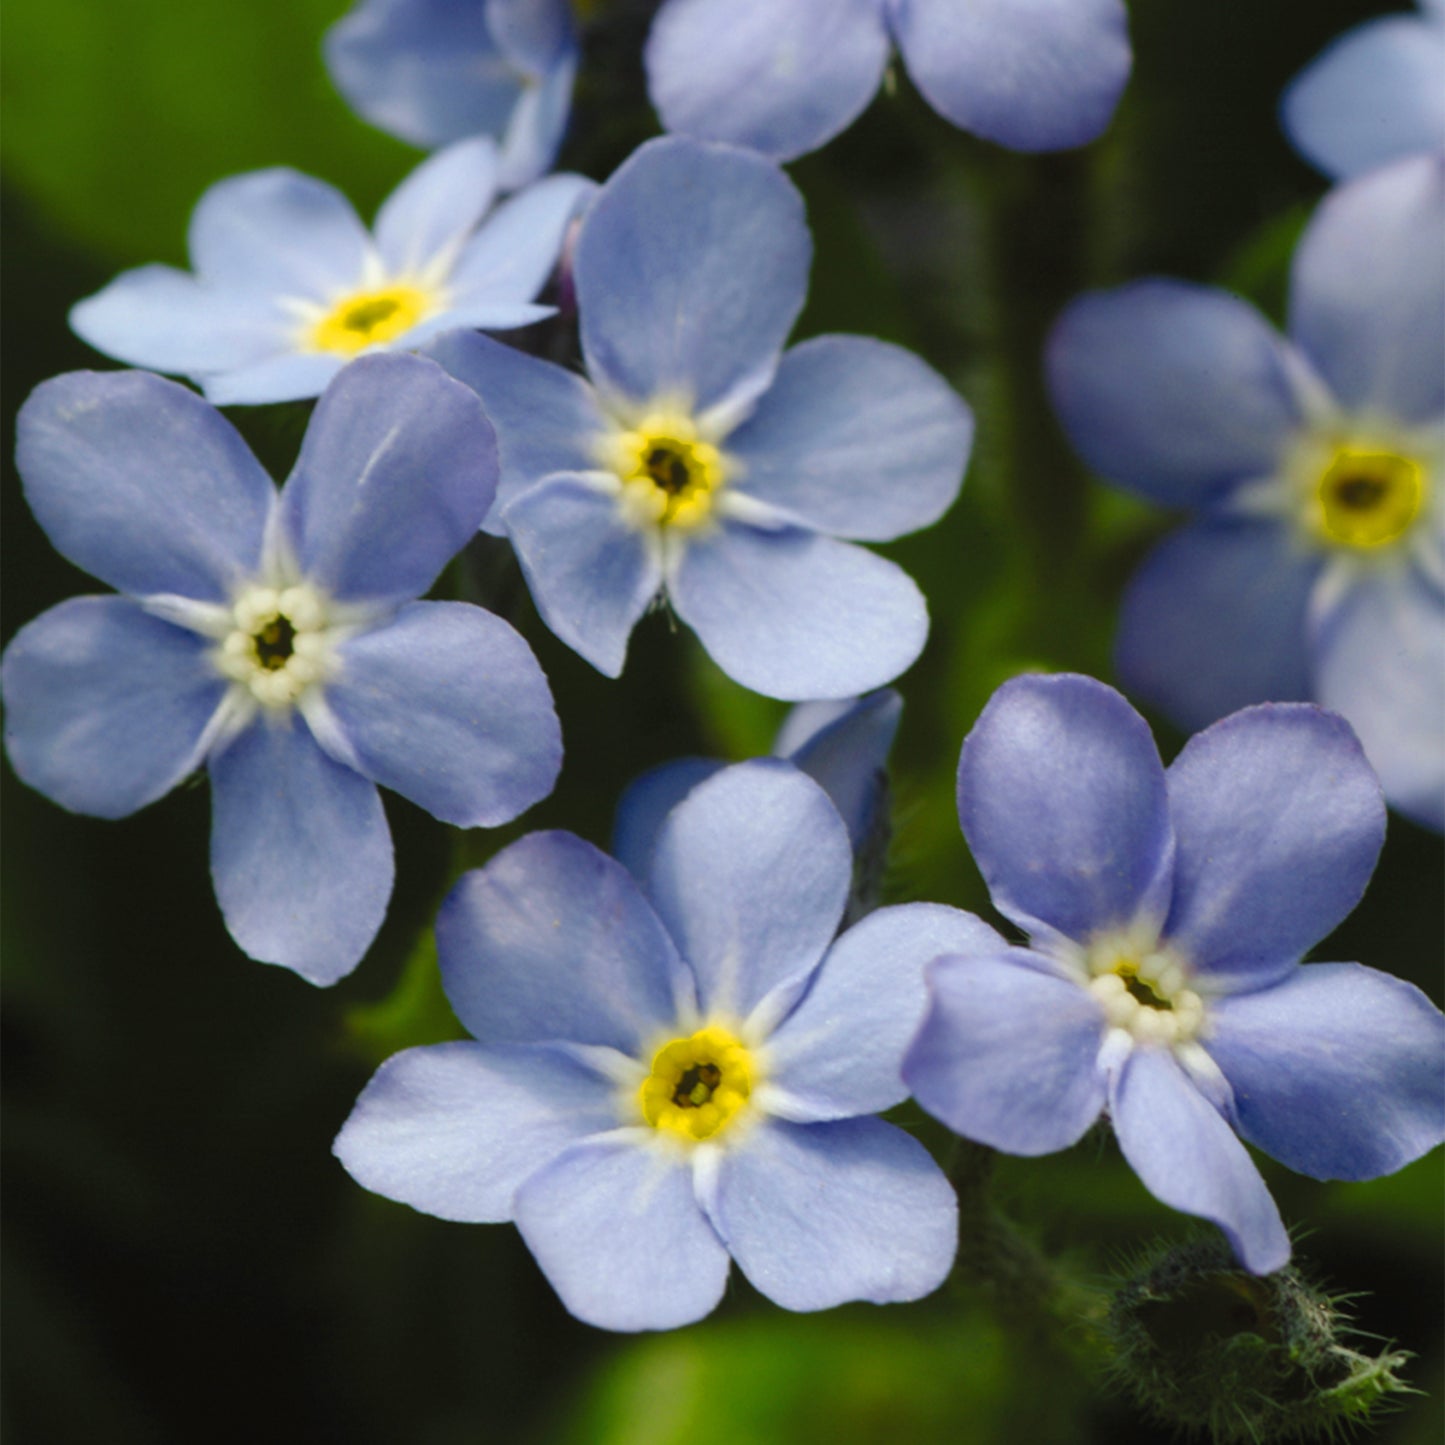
top-left (1115, 519), bottom-right (1319, 734)
top-left (956, 673), bottom-right (1175, 947)
top-left (373, 137), bottom-right (500, 277)
top-left (725, 336), bottom-right (971, 542)
top-left (16, 370), bottom-right (273, 601)
top-left (704, 1117), bottom-right (955, 1311)
top-left (646, 0), bottom-right (889, 163)
top-left (1282, 15), bottom-right (1445, 181)
top-left (891, 0), bottom-right (1130, 152)
top-left (501, 474), bottom-right (662, 677)
top-left (436, 832), bottom-right (685, 1051)
top-left (199, 352), bottom-right (348, 407)
top-left (514, 1136), bottom-right (729, 1331)
top-left (904, 950), bottom-right (1107, 1153)
top-left (1046, 281), bottom-right (1306, 507)
top-left (490, 0), bottom-right (574, 72)
top-left (209, 714), bottom-right (392, 986)
top-left (1163, 705), bottom-right (1386, 988)
top-left (325, 600), bottom-right (560, 828)
top-left (576, 137), bottom-right (810, 417)
top-left (1110, 1047), bottom-right (1291, 1274)
top-left (280, 354), bottom-right (496, 605)
top-left (669, 524), bottom-right (928, 701)
top-left (333, 1040), bottom-right (618, 1223)
top-left (2, 597), bottom-right (227, 820)
top-left (648, 760), bottom-right (851, 1025)
top-left (767, 903), bottom-right (1007, 1120)
top-left (496, 47), bottom-right (576, 190)
top-left (1289, 154), bottom-right (1445, 424)
top-left (1207, 963), bottom-right (1445, 1182)
top-left (612, 758), bottom-right (724, 882)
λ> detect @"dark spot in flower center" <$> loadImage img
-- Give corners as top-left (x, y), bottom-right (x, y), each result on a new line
top-left (673, 1062), bottom-right (721, 1108)
top-left (253, 615), bottom-right (297, 670)
top-left (643, 443), bottom-right (694, 495)
top-left (341, 297), bottom-right (402, 335)
top-left (1121, 970), bottom-right (1172, 1011)
top-left (1328, 472), bottom-right (1389, 512)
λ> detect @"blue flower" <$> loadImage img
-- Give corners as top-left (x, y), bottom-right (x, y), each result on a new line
top-left (902, 673), bottom-right (1445, 1274)
top-left (1282, 1), bottom-right (1445, 180)
top-left (70, 139), bottom-right (592, 407)
top-left (428, 136), bottom-right (973, 700)
top-left (1047, 155), bottom-right (1445, 831)
top-left (335, 760), bottom-right (967, 1331)
top-left (644, 0), bottom-right (1131, 163)
top-left (2, 356), bottom-right (562, 985)
top-left (325, 0), bottom-right (578, 189)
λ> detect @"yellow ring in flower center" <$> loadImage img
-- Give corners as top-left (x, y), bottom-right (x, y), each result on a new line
top-left (638, 1025), bottom-right (753, 1142)
top-left (1313, 447), bottom-right (1424, 549)
top-left (308, 283), bottom-right (433, 356)
top-left (610, 412), bottom-right (727, 530)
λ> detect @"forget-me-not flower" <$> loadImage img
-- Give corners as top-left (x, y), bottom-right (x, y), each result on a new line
top-left (645, 0), bottom-right (1131, 163)
top-left (1282, 1), bottom-right (1445, 180)
top-left (1047, 154), bottom-right (1445, 831)
top-left (335, 760), bottom-right (969, 1331)
top-left (325, 0), bottom-right (579, 190)
top-left (70, 138), bottom-right (592, 407)
top-left (903, 673), bottom-right (1445, 1275)
top-left (1, 356), bottom-right (561, 985)
top-left (428, 136), bottom-right (973, 700)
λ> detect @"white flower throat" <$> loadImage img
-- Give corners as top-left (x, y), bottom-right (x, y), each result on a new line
top-left (1083, 931), bottom-right (1205, 1048)
top-left (214, 582), bottom-right (338, 710)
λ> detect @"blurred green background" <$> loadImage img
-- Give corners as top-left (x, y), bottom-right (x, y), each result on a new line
top-left (3, 2), bottom-right (1440, 1441)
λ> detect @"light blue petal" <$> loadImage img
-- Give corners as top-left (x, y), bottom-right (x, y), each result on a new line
top-left (956, 673), bottom-right (1175, 947)
top-left (199, 352), bottom-right (348, 407)
top-left (1289, 154), bottom-right (1445, 424)
top-left (1282, 15), bottom-right (1445, 180)
top-left (513, 1136), bottom-right (729, 1332)
top-left (490, 0), bottom-right (574, 75)
top-left (372, 137), bottom-right (500, 277)
top-left (767, 903), bottom-right (1008, 1119)
top-left (388, 300), bottom-right (555, 352)
top-left (1313, 564), bottom-right (1445, 832)
top-left (16, 370), bottom-right (272, 601)
top-left (209, 714), bottom-right (393, 985)
top-left (1163, 705), bottom-right (1386, 988)
top-left (425, 331), bottom-right (607, 526)
top-left (645, 0), bottom-right (889, 162)
top-left (1, 597), bottom-right (226, 820)
top-left (725, 336), bottom-right (971, 541)
top-left (496, 47), bottom-right (576, 190)
top-left (188, 169), bottom-right (370, 301)
top-left (501, 474), bottom-right (662, 677)
top-left (668, 523), bottom-right (928, 701)
top-left (904, 950), bottom-right (1107, 1153)
top-left (436, 832), bottom-right (685, 1051)
top-left (279, 354), bottom-right (496, 604)
top-left (648, 760), bottom-right (852, 1025)
top-left (1115, 519), bottom-right (1319, 733)
top-left (891, 0), bottom-right (1130, 151)
top-left (576, 136), bottom-right (810, 416)
top-left (69, 265), bottom-right (284, 377)
top-left (1207, 963), bottom-right (1445, 1182)
top-left (326, 600), bottom-right (560, 827)
top-left (612, 758), bottom-right (724, 881)
top-left (1046, 281), bottom-right (1305, 507)
top-left (333, 1041), bottom-right (618, 1222)
top-left (1109, 1047), bottom-right (1291, 1275)
top-left (704, 1117), bottom-right (956, 1311)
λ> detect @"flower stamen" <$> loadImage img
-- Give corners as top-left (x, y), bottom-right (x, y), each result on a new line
top-left (638, 1025), bottom-right (754, 1142)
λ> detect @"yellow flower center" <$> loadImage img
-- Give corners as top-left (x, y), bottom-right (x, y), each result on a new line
top-left (608, 411), bottom-right (727, 531)
top-left (1312, 447), bottom-right (1424, 549)
top-left (638, 1025), bottom-right (754, 1142)
top-left (307, 283), bottom-right (433, 356)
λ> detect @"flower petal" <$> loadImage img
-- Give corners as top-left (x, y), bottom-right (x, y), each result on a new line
top-left (279, 354), bottom-right (496, 604)
top-left (1163, 704), bottom-right (1386, 988)
top-left (325, 600), bottom-right (560, 827)
top-left (576, 136), bottom-right (810, 417)
top-left (496, 46), bottom-right (577, 191)
top-left (645, 0), bottom-right (889, 162)
top-left (1110, 1047), bottom-right (1291, 1275)
top-left (199, 352), bottom-right (348, 407)
top-left (892, 0), bottom-right (1131, 152)
top-left (372, 137), bottom-right (501, 277)
top-left (1046, 281), bottom-right (1306, 507)
top-left (1207, 963), bottom-right (1445, 1182)
top-left (956, 673), bottom-right (1175, 947)
top-left (333, 1041), bottom-right (619, 1222)
top-left (16, 370), bottom-right (273, 601)
top-left (725, 336), bottom-right (971, 541)
top-left (1289, 153), bottom-right (1445, 424)
top-left (703, 1117), bottom-right (956, 1311)
top-left (436, 832), bottom-right (685, 1051)
top-left (209, 714), bottom-right (393, 985)
top-left (904, 950), bottom-right (1107, 1153)
top-left (646, 759), bottom-right (852, 1026)
top-left (2, 597), bottom-right (228, 820)
top-left (612, 758), bottom-right (724, 881)
top-left (768, 903), bottom-right (1009, 1120)
top-left (514, 1135), bottom-right (730, 1331)
top-left (669, 524), bottom-right (928, 701)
